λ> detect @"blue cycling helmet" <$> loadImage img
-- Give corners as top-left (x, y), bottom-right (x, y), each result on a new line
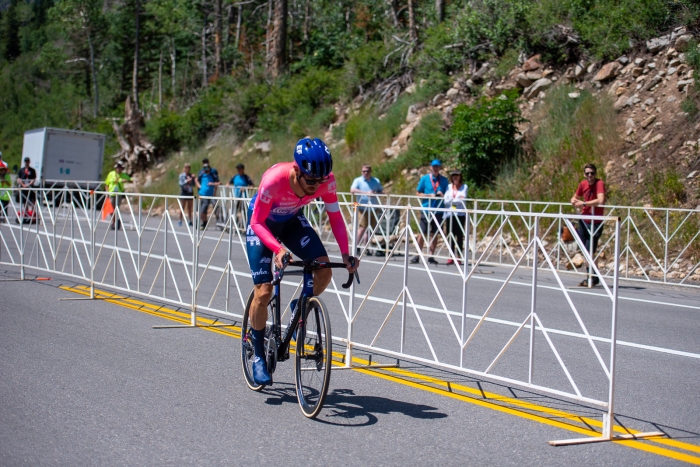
top-left (294, 138), bottom-right (333, 178)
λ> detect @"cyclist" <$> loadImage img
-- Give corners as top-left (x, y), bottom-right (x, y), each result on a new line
top-left (245, 137), bottom-right (358, 385)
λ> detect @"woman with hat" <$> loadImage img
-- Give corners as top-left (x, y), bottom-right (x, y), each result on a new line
top-left (443, 170), bottom-right (468, 265)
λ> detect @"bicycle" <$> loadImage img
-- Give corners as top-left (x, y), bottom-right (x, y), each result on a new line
top-left (241, 254), bottom-right (359, 418)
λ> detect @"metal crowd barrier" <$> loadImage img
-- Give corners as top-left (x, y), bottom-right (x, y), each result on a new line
top-left (0, 186), bottom-right (665, 445)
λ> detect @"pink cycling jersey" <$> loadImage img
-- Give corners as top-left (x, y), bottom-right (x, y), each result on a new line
top-left (249, 162), bottom-right (349, 255)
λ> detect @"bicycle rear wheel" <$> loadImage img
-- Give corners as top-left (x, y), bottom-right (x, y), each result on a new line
top-left (241, 289), bottom-right (265, 391)
top-left (294, 296), bottom-right (332, 418)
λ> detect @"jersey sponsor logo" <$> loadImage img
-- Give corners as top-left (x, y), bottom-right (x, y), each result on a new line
top-left (259, 257), bottom-right (272, 264)
top-left (327, 180), bottom-right (337, 193)
top-left (307, 279), bottom-right (314, 288)
top-left (324, 145), bottom-right (330, 154)
top-left (300, 235), bottom-right (310, 248)
top-left (250, 268), bottom-right (268, 278)
top-left (272, 206), bottom-right (300, 215)
top-left (258, 189), bottom-right (272, 204)
top-left (296, 144), bottom-right (303, 155)
top-left (297, 215), bottom-right (311, 228)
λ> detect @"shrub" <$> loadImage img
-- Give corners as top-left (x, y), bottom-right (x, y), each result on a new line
top-left (145, 111), bottom-right (184, 155)
top-left (451, 91), bottom-right (525, 188)
top-left (648, 170), bottom-right (686, 207)
top-left (681, 96), bottom-right (699, 121)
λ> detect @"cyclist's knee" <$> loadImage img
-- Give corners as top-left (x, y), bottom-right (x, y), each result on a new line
top-left (254, 283), bottom-right (273, 303)
top-left (313, 257), bottom-right (332, 293)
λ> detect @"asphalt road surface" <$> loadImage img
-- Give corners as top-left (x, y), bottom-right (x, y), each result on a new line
top-left (1, 272), bottom-right (700, 466)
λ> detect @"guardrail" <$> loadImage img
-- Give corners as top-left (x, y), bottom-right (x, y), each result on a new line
top-left (0, 186), bottom-right (665, 444)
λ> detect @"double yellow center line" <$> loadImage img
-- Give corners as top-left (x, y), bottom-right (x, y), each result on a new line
top-left (59, 285), bottom-right (700, 465)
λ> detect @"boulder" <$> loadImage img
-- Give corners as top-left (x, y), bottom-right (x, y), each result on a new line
top-left (523, 78), bottom-right (552, 99)
top-left (516, 73), bottom-right (534, 88)
top-left (640, 115), bottom-right (656, 128)
top-left (397, 120), bottom-right (420, 146)
top-left (522, 54), bottom-right (542, 72)
top-left (675, 34), bottom-right (694, 51)
top-left (383, 148), bottom-right (395, 158)
top-left (678, 78), bottom-right (695, 91)
top-left (471, 64), bottom-right (490, 83)
top-left (646, 36), bottom-right (670, 53)
top-left (253, 141), bottom-right (271, 153)
top-left (571, 253), bottom-right (585, 268)
top-left (574, 64), bottom-right (585, 78)
top-left (526, 71), bottom-right (543, 81)
top-left (643, 75), bottom-right (662, 91)
top-left (614, 94), bottom-right (629, 111)
top-left (593, 61), bottom-right (622, 81)
top-left (445, 87), bottom-right (459, 99)
top-left (632, 67), bottom-right (644, 77)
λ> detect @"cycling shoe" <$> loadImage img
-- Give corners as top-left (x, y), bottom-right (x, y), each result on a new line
top-left (252, 356), bottom-right (272, 385)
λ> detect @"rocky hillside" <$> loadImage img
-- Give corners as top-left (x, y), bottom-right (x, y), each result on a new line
top-left (312, 27), bottom-right (700, 208)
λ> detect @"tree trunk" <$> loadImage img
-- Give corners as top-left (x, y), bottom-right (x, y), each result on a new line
top-left (436, 0), bottom-right (444, 23)
top-left (235, 4), bottom-right (242, 48)
top-left (158, 49), bottom-right (163, 109)
top-left (265, 0), bottom-right (272, 72)
top-left (214, 0), bottom-right (222, 79)
top-left (303, 0), bottom-right (310, 41)
top-left (388, 0), bottom-right (399, 28)
top-left (132, 0), bottom-right (140, 112)
top-left (201, 24), bottom-right (207, 87)
top-left (408, 0), bottom-right (417, 41)
top-left (87, 30), bottom-right (98, 118)
top-left (170, 38), bottom-right (176, 95)
top-left (270, 0), bottom-right (287, 78)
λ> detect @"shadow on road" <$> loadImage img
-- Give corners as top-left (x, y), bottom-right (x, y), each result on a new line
top-left (262, 385), bottom-right (447, 426)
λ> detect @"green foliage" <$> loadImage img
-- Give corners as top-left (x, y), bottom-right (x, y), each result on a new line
top-left (488, 84), bottom-right (619, 203)
top-left (494, 49), bottom-right (520, 79)
top-left (681, 97), bottom-right (699, 121)
top-left (451, 91), bottom-right (525, 188)
top-left (648, 170), bottom-right (686, 207)
top-left (145, 111), bottom-right (184, 155)
top-left (686, 40), bottom-right (700, 77)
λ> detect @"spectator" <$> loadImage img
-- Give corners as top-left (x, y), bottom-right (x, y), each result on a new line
top-left (105, 161), bottom-right (131, 230)
top-left (411, 159), bottom-right (449, 265)
top-left (570, 163), bottom-right (606, 286)
top-left (228, 163), bottom-right (254, 228)
top-left (0, 151), bottom-right (5, 168)
top-left (228, 163), bottom-right (255, 198)
top-left (350, 164), bottom-right (383, 256)
top-left (0, 163), bottom-right (10, 222)
top-left (17, 157), bottom-right (37, 221)
top-left (196, 158), bottom-right (220, 229)
top-left (443, 170), bottom-right (468, 265)
top-left (178, 163), bottom-right (195, 227)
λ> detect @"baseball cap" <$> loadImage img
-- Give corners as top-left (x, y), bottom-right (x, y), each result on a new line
top-left (450, 170), bottom-right (462, 176)
top-left (236, 163), bottom-right (244, 169)
top-left (24, 157), bottom-right (30, 162)
top-left (115, 161), bottom-right (124, 168)
top-left (430, 159), bottom-right (441, 167)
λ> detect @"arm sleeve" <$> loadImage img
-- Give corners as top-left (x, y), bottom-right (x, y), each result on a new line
top-left (574, 182), bottom-right (583, 197)
top-left (321, 191), bottom-right (349, 256)
top-left (444, 186), bottom-right (454, 205)
top-left (350, 178), bottom-right (360, 191)
top-left (249, 192), bottom-right (284, 254)
top-left (416, 176), bottom-right (425, 193)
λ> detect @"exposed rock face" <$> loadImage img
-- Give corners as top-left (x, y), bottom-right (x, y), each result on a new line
top-left (647, 36), bottom-right (670, 53)
top-left (593, 62), bottom-right (622, 82)
top-left (522, 54), bottom-right (542, 72)
top-left (674, 34), bottom-right (694, 51)
top-left (523, 78), bottom-right (552, 99)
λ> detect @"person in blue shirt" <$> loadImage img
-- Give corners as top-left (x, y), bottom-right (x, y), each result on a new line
top-left (228, 163), bottom-right (255, 198)
top-left (228, 163), bottom-right (255, 230)
top-left (350, 164), bottom-right (383, 256)
top-left (411, 159), bottom-right (449, 264)
top-left (196, 159), bottom-right (220, 229)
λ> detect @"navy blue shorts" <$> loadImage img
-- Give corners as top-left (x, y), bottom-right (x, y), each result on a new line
top-left (246, 210), bottom-right (328, 284)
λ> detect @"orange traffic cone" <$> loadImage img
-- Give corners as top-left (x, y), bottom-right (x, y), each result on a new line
top-left (102, 197), bottom-right (114, 220)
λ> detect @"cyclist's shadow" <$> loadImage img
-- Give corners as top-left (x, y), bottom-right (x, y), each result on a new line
top-left (263, 386), bottom-right (447, 427)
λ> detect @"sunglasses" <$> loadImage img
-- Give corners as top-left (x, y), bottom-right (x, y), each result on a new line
top-left (362, 170), bottom-right (371, 173)
top-left (302, 175), bottom-right (329, 185)
top-left (584, 171), bottom-right (595, 176)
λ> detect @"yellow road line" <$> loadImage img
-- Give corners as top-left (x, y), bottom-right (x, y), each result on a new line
top-left (59, 285), bottom-right (700, 464)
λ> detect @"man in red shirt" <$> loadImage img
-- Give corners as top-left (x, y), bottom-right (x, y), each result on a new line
top-left (570, 163), bottom-right (606, 286)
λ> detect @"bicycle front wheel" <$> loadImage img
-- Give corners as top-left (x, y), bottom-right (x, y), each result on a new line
top-left (294, 296), bottom-right (332, 418)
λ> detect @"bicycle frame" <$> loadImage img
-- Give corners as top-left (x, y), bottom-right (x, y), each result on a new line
top-left (270, 267), bottom-right (315, 362)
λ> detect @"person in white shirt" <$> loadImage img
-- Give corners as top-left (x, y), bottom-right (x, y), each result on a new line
top-left (350, 165), bottom-right (383, 256)
top-left (443, 170), bottom-right (468, 265)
